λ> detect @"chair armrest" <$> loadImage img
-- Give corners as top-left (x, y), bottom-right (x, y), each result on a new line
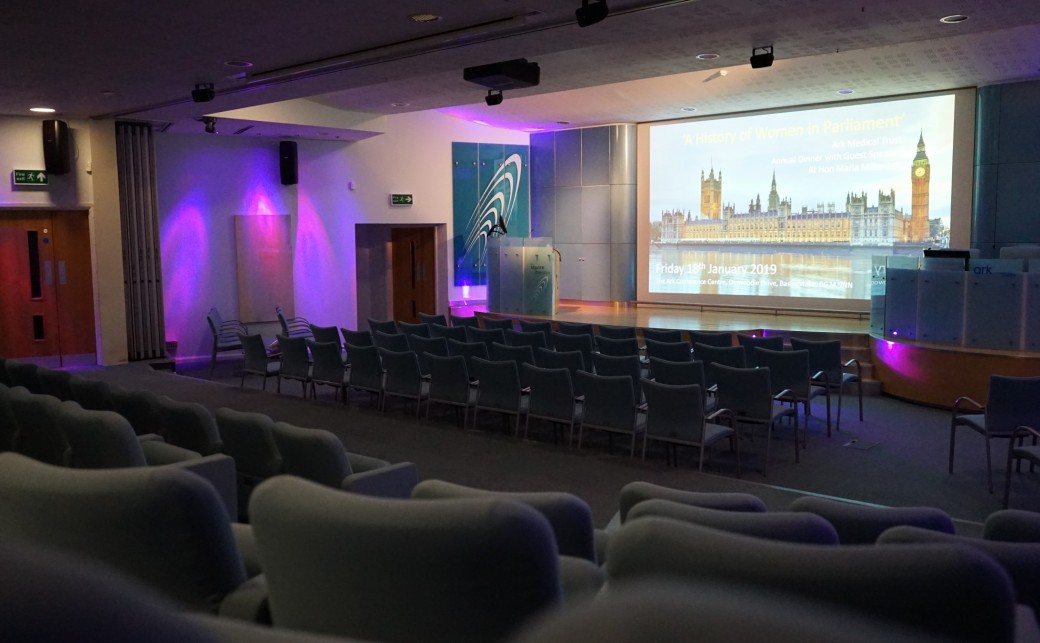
top-left (707, 408), bottom-right (734, 424)
top-left (773, 388), bottom-right (795, 402)
top-left (341, 461), bottom-right (419, 498)
top-left (168, 453), bottom-right (239, 521)
top-left (345, 451), bottom-right (391, 473)
top-left (231, 522), bottom-right (262, 578)
top-left (136, 433), bottom-right (165, 443)
top-left (593, 528), bottom-right (611, 565)
top-left (218, 574), bottom-right (270, 624)
top-left (140, 439), bottom-right (202, 465)
top-left (953, 396), bottom-right (985, 413)
top-left (558, 555), bottom-right (605, 603)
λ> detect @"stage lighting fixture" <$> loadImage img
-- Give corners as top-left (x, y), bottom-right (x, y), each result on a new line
top-left (202, 117), bottom-right (218, 134)
top-left (191, 82), bottom-right (216, 103)
top-left (750, 45), bottom-right (774, 69)
top-left (575, 0), bottom-right (608, 27)
top-left (485, 90), bottom-right (504, 106)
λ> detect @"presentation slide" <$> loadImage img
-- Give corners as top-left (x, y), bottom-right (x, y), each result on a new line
top-left (647, 93), bottom-right (957, 302)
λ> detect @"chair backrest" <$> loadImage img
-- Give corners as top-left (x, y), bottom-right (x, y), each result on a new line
top-left (277, 335), bottom-right (312, 380)
top-left (595, 335), bottom-right (640, 357)
top-left (61, 404), bottom-right (148, 468)
top-left (596, 325), bottom-right (637, 340)
top-left (449, 314), bottom-right (480, 329)
top-left (275, 305), bottom-right (311, 339)
top-left (688, 330), bottom-right (733, 347)
top-left (249, 475), bottom-right (561, 643)
top-left (345, 344), bottom-right (384, 392)
top-left (35, 367), bottom-right (74, 400)
top-left (556, 321), bottom-right (593, 336)
top-left (0, 383), bottom-right (21, 451)
top-left (465, 326), bottom-right (506, 347)
top-left (0, 357), bottom-right (9, 387)
top-left (789, 337), bottom-right (844, 382)
top-left (489, 342), bottom-right (536, 372)
top-left (985, 375), bottom-right (1040, 434)
top-left (307, 340), bottom-right (346, 384)
top-left (605, 517), bottom-right (1015, 643)
top-left (0, 452), bottom-right (247, 613)
top-left (308, 324), bottom-right (341, 346)
top-left (214, 407), bottom-right (282, 480)
top-left (521, 363), bottom-right (577, 424)
top-left (753, 347), bottom-right (811, 398)
top-left (643, 338), bottom-right (692, 363)
top-left (648, 356), bottom-right (706, 387)
top-left (737, 334), bottom-right (785, 367)
top-left (592, 353), bottom-right (642, 402)
top-left (712, 364), bottom-right (773, 422)
top-left (618, 480), bottom-right (766, 522)
top-left (535, 348), bottom-right (587, 396)
top-left (504, 329), bottom-right (547, 350)
top-left (396, 321), bottom-right (430, 338)
top-left (368, 318), bottom-right (399, 335)
top-left (696, 344), bottom-right (748, 388)
top-left (68, 375), bottom-right (115, 411)
top-left (789, 495), bottom-right (955, 544)
top-left (9, 390), bottom-right (71, 465)
top-left (271, 421), bottom-right (351, 487)
top-left (423, 354), bottom-right (472, 404)
top-left (412, 478), bottom-right (596, 561)
top-left (983, 509), bottom-right (1040, 542)
top-left (641, 380), bottom-right (706, 443)
top-left (641, 328), bottom-right (683, 343)
top-left (627, 498), bottom-right (839, 545)
top-left (408, 334), bottom-right (449, 359)
top-left (429, 323), bottom-right (468, 341)
top-left (109, 385), bottom-right (164, 436)
top-left (480, 316), bottom-right (515, 331)
top-left (340, 328), bottom-right (373, 348)
top-left (379, 348), bottom-right (424, 396)
top-left (239, 333), bottom-right (272, 373)
top-left (519, 319), bottom-right (553, 346)
top-left (577, 371), bottom-right (636, 431)
top-left (446, 338), bottom-right (490, 373)
top-left (156, 396), bottom-right (222, 455)
top-left (418, 312), bottom-right (448, 326)
top-left (372, 330), bottom-right (410, 352)
top-left (471, 357), bottom-right (522, 412)
top-left (551, 332), bottom-right (594, 371)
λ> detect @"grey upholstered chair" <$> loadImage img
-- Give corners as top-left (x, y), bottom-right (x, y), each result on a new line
top-left (429, 322), bottom-right (467, 342)
top-left (790, 336), bottom-right (864, 430)
top-left (249, 475), bottom-right (563, 643)
top-left (605, 517), bottom-right (1016, 643)
top-left (479, 316), bottom-right (516, 331)
top-left (618, 481), bottom-right (766, 523)
top-left (0, 452), bottom-right (262, 617)
top-left (367, 318), bottom-right (398, 335)
top-left (1004, 426), bottom-right (1040, 508)
top-left (984, 508), bottom-right (1040, 542)
top-left (789, 495), bottom-right (955, 544)
top-left (712, 363), bottom-right (799, 475)
top-left (576, 371), bottom-right (645, 456)
top-left (339, 327), bottom-right (373, 348)
top-left (556, 321), bottom-right (593, 336)
top-left (344, 343), bottom-right (383, 407)
top-left (504, 328), bottom-right (548, 351)
top-left (423, 353), bottom-right (476, 427)
top-left (0, 383), bottom-right (20, 451)
top-left (378, 348), bottom-right (429, 416)
top-left (207, 307), bottom-right (248, 379)
top-left (276, 304), bottom-right (312, 339)
top-left (396, 320), bottom-right (430, 339)
top-left (471, 356), bottom-right (527, 435)
top-left (449, 314), bottom-right (480, 329)
top-left (35, 366), bottom-right (74, 400)
top-left (640, 380), bottom-right (737, 473)
top-left (642, 338), bottom-right (692, 363)
top-left (109, 384), bottom-right (165, 436)
top-left (7, 386), bottom-right (71, 465)
top-left (372, 330), bottom-right (410, 352)
top-left (215, 407), bottom-right (283, 518)
top-left (307, 339), bottom-right (347, 402)
top-left (239, 333), bottom-right (280, 391)
top-left (687, 330), bottom-right (734, 348)
top-left (551, 332), bottom-right (594, 371)
top-left (156, 395), bottom-right (223, 456)
top-left (535, 348), bottom-right (587, 396)
top-left (640, 327), bottom-right (683, 344)
top-left (276, 334), bottom-right (312, 397)
top-left (270, 421), bottom-right (418, 497)
top-left (519, 319), bottom-right (553, 345)
top-left (68, 374), bottom-right (116, 411)
top-left (593, 335), bottom-right (640, 357)
top-left (647, 356), bottom-right (714, 411)
top-left (521, 363), bottom-right (581, 445)
top-left (626, 498), bottom-right (838, 544)
top-left (308, 324), bottom-right (342, 346)
top-left (737, 333), bottom-right (785, 366)
top-left (465, 326), bottom-right (506, 348)
top-left (754, 346), bottom-right (831, 439)
top-left (595, 324), bottom-right (637, 340)
top-left (418, 312), bottom-right (448, 326)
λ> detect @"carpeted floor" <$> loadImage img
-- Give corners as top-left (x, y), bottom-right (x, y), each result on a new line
top-left (75, 356), bottom-right (1040, 534)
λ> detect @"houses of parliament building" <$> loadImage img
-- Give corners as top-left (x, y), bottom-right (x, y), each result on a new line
top-left (657, 134), bottom-right (940, 247)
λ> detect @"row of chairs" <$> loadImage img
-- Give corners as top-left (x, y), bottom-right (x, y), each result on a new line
top-left (2, 441), bottom-right (1037, 643)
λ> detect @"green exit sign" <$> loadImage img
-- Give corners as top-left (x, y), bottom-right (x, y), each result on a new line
top-left (389, 193), bottom-right (413, 206)
top-left (13, 169), bottom-right (48, 186)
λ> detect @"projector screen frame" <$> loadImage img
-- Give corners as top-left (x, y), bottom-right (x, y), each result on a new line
top-left (635, 88), bottom-right (977, 314)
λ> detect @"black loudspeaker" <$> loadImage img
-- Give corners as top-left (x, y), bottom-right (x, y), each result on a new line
top-left (43, 120), bottom-right (70, 175)
top-left (279, 141), bottom-right (298, 185)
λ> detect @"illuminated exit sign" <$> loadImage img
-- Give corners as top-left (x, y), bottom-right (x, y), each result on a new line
top-left (13, 169), bottom-right (48, 186)
top-left (389, 193), bottom-right (413, 206)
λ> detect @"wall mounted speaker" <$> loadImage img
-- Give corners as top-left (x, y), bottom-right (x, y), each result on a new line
top-left (43, 119), bottom-right (70, 175)
top-left (279, 140), bottom-right (298, 185)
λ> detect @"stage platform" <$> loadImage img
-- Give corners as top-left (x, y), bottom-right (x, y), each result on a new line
top-left (454, 300), bottom-right (1040, 408)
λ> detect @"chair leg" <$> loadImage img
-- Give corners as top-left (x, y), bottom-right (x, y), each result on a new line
top-left (835, 387), bottom-right (844, 432)
top-left (1004, 440), bottom-right (1016, 509)
top-left (948, 422), bottom-right (957, 474)
top-left (209, 343), bottom-right (218, 379)
top-left (857, 379), bottom-right (864, 421)
top-left (824, 390), bottom-right (832, 437)
top-left (985, 435), bottom-right (995, 494)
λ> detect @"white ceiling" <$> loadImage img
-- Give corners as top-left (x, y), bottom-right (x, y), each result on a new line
top-left (3, 0), bottom-right (1038, 136)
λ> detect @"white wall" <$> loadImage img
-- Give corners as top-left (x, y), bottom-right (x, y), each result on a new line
top-left (155, 110), bottom-right (526, 361)
top-left (0, 116), bottom-right (93, 208)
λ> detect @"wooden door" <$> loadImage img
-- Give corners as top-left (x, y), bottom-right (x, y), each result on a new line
top-left (391, 227), bottom-right (436, 323)
top-left (0, 211), bottom-right (95, 361)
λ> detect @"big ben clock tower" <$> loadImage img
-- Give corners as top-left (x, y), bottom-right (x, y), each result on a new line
top-left (910, 132), bottom-right (930, 242)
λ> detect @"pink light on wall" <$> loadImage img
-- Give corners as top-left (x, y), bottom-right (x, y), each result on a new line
top-left (240, 179), bottom-right (285, 217)
top-left (293, 191), bottom-right (339, 323)
top-left (160, 197), bottom-right (211, 351)
top-left (874, 338), bottom-right (926, 381)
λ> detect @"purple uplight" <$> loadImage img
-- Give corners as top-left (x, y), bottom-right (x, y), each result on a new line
top-left (161, 197), bottom-right (212, 356)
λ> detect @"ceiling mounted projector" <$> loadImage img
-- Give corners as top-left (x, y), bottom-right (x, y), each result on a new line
top-left (192, 82), bottom-right (215, 102)
top-left (463, 58), bottom-right (541, 90)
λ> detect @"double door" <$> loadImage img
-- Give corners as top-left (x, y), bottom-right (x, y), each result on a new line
top-left (0, 211), bottom-right (95, 363)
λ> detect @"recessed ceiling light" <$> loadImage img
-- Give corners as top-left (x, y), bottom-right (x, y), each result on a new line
top-left (409, 13), bottom-right (442, 22)
top-left (472, 120), bottom-right (488, 126)
top-left (556, 121), bottom-right (571, 125)
top-left (224, 60), bottom-right (254, 68)
top-left (30, 107), bottom-right (55, 113)
top-left (695, 53), bottom-right (720, 61)
top-left (939, 14), bottom-right (968, 23)
top-left (680, 107), bottom-right (697, 112)
top-left (836, 88), bottom-right (855, 95)
top-left (99, 90), bottom-right (115, 97)
top-left (390, 102), bottom-right (410, 107)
